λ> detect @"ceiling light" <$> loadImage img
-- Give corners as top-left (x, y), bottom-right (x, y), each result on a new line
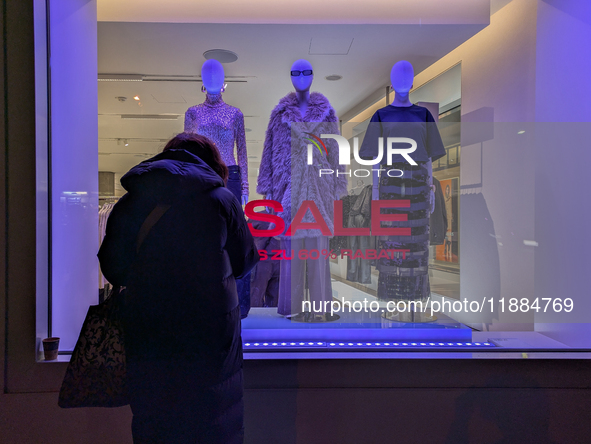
top-left (99, 74), bottom-right (143, 82)
top-left (120, 114), bottom-right (179, 120)
top-left (100, 137), bottom-right (169, 143)
top-left (518, 130), bottom-right (525, 134)
top-left (116, 96), bottom-right (127, 102)
top-left (203, 49), bottom-right (238, 63)
top-left (134, 96), bottom-right (140, 101)
top-left (325, 75), bottom-right (343, 81)
top-left (124, 139), bottom-right (129, 146)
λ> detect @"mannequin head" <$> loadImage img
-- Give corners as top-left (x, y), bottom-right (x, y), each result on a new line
top-left (290, 59), bottom-right (313, 93)
top-left (201, 59), bottom-right (225, 94)
top-left (390, 60), bottom-right (414, 94)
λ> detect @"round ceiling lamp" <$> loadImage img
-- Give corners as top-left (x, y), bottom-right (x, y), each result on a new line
top-left (203, 49), bottom-right (238, 63)
top-left (325, 75), bottom-right (343, 81)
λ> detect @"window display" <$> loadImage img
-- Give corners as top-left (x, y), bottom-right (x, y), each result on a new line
top-left (34, 3), bottom-right (591, 359)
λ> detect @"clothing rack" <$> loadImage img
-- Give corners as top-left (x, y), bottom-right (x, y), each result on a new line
top-left (98, 199), bottom-right (118, 289)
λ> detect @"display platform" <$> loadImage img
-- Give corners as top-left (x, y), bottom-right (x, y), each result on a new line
top-left (241, 307), bottom-right (482, 351)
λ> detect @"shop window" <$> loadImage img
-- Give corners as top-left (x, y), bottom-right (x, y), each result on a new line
top-left (33, 1), bottom-right (591, 361)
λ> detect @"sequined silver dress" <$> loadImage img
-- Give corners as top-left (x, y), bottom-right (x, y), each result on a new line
top-left (184, 93), bottom-right (249, 195)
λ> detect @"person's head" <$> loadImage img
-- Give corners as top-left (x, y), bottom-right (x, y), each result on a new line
top-left (291, 59), bottom-right (313, 92)
top-left (163, 132), bottom-right (228, 183)
top-left (390, 60), bottom-right (414, 94)
top-left (201, 59), bottom-right (225, 94)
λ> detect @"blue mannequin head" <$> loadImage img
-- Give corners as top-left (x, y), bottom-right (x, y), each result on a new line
top-left (291, 59), bottom-right (313, 92)
top-left (390, 60), bottom-right (414, 95)
top-left (201, 59), bottom-right (225, 94)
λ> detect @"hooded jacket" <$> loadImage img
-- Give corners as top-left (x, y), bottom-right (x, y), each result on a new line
top-left (98, 149), bottom-right (259, 440)
top-left (257, 92), bottom-right (348, 238)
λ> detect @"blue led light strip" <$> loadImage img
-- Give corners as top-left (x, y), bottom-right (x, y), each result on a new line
top-left (243, 341), bottom-right (495, 351)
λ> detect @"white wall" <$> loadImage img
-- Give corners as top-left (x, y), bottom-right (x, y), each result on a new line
top-left (50, 0), bottom-right (99, 350)
top-left (533, 0), bottom-right (591, 345)
top-left (412, 0), bottom-right (539, 330)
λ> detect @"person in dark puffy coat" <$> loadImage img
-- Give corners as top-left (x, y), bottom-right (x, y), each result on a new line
top-left (98, 132), bottom-right (259, 444)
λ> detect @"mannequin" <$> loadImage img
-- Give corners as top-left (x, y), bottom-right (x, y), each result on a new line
top-left (184, 59), bottom-right (249, 205)
top-left (257, 59), bottom-right (347, 318)
top-left (389, 61), bottom-right (436, 204)
top-left (359, 60), bottom-right (446, 319)
top-left (185, 59), bottom-right (251, 319)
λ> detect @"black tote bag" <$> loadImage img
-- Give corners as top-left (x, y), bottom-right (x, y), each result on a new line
top-left (58, 203), bottom-right (171, 408)
top-left (58, 286), bottom-right (128, 408)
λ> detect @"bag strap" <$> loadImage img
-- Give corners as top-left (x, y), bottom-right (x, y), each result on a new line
top-left (136, 204), bottom-right (171, 253)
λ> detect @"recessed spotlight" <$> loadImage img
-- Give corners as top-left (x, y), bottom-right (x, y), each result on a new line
top-left (325, 74), bottom-right (343, 81)
top-left (203, 49), bottom-right (238, 63)
top-left (134, 96), bottom-right (140, 101)
top-left (116, 96), bottom-right (127, 102)
top-left (124, 139), bottom-right (129, 146)
top-left (518, 130), bottom-right (525, 134)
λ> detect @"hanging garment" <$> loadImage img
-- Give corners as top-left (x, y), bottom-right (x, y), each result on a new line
top-left (330, 194), bottom-right (355, 255)
top-left (184, 92), bottom-right (249, 196)
top-left (98, 201), bottom-right (116, 289)
top-left (429, 178), bottom-right (448, 246)
top-left (346, 185), bottom-right (373, 284)
top-left (359, 104), bottom-right (446, 302)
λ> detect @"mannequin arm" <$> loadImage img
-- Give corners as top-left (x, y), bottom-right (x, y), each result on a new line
top-left (427, 160), bottom-right (435, 214)
top-left (235, 111), bottom-right (249, 196)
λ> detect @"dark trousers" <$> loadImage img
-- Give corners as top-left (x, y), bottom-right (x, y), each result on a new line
top-left (250, 243), bottom-right (280, 307)
top-left (227, 166), bottom-right (251, 318)
top-left (226, 165), bottom-right (242, 201)
top-left (346, 214), bottom-right (372, 284)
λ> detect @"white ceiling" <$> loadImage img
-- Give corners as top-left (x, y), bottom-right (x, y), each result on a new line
top-left (98, 0), bottom-right (490, 24)
top-left (97, 6), bottom-right (490, 194)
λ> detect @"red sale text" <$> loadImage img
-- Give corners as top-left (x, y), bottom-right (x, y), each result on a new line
top-left (245, 199), bottom-right (411, 238)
